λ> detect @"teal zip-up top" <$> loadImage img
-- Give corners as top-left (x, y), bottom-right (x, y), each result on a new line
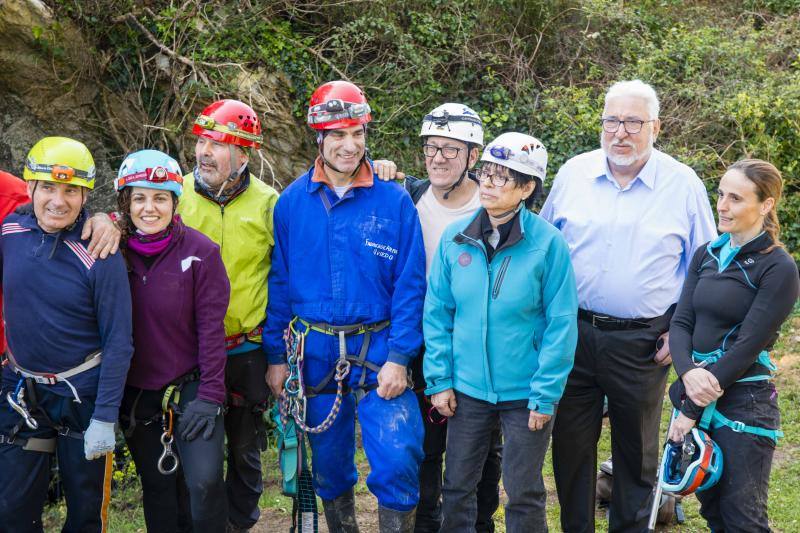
top-left (423, 208), bottom-right (578, 415)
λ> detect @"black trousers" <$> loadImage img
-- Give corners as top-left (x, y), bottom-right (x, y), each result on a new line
top-left (552, 314), bottom-right (670, 533)
top-left (697, 381), bottom-right (779, 532)
top-left (224, 350), bottom-right (269, 529)
top-left (414, 391), bottom-right (502, 533)
top-left (441, 392), bottom-right (551, 533)
top-left (120, 380), bottom-right (227, 533)
top-left (0, 383), bottom-right (112, 533)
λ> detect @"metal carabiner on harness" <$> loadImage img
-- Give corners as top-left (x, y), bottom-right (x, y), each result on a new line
top-left (157, 409), bottom-right (179, 475)
top-left (7, 389), bottom-right (38, 430)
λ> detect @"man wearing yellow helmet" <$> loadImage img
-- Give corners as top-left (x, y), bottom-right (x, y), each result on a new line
top-left (0, 137), bottom-right (134, 533)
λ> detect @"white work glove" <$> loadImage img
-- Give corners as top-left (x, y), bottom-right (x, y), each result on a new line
top-left (84, 419), bottom-right (116, 460)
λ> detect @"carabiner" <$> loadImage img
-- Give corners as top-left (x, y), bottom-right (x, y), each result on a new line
top-left (6, 390), bottom-right (38, 430)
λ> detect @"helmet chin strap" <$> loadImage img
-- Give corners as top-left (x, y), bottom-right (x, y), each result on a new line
top-left (490, 201), bottom-right (524, 220)
top-left (215, 145), bottom-right (247, 199)
top-left (443, 163), bottom-right (469, 200)
top-left (442, 144), bottom-right (473, 200)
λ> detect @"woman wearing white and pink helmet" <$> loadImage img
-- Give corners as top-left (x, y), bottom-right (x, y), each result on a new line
top-left (424, 132), bottom-right (578, 533)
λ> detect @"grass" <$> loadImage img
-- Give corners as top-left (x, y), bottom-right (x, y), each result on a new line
top-left (44, 312), bottom-right (800, 532)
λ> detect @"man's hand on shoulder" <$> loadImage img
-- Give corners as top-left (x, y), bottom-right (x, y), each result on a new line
top-left (82, 213), bottom-right (121, 259)
top-left (373, 160), bottom-right (405, 182)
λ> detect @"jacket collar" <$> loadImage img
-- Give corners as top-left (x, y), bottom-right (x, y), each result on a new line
top-left (126, 217), bottom-right (186, 274)
top-left (307, 156), bottom-right (374, 194)
top-left (592, 148), bottom-right (659, 191)
top-left (193, 167), bottom-right (251, 205)
top-left (454, 207), bottom-right (525, 254)
top-left (708, 231), bottom-right (770, 254)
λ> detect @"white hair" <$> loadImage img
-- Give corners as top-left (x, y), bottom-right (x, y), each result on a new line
top-left (604, 80), bottom-right (660, 119)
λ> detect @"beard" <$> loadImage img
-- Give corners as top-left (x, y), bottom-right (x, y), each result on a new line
top-left (601, 131), bottom-right (654, 167)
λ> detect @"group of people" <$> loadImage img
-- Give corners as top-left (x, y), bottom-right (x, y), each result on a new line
top-left (0, 76), bottom-right (796, 533)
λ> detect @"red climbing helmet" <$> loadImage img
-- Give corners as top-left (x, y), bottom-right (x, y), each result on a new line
top-left (307, 81), bottom-right (372, 131)
top-left (191, 99), bottom-right (263, 149)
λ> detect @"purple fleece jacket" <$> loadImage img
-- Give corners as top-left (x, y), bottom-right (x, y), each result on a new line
top-left (125, 217), bottom-right (230, 404)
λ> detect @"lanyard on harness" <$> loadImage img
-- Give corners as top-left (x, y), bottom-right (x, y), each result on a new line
top-left (279, 317), bottom-right (391, 435)
top-left (157, 384), bottom-right (180, 475)
top-left (692, 324), bottom-right (783, 443)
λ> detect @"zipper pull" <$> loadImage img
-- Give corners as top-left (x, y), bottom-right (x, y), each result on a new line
top-left (142, 275), bottom-right (147, 285)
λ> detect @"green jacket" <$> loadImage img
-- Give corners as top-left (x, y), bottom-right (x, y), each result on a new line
top-left (178, 171), bottom-right (279, 340)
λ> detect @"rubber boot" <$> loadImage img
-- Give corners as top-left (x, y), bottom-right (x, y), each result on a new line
top-left (322, 488), bottom-right (359, 533)
top-left (379, 506), bottom-right (416, 533)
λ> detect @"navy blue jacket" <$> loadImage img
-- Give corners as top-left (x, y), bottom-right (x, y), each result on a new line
top-left (1, 210), bottom-right (133, 422)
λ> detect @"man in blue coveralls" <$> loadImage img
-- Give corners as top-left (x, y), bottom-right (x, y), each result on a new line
top-left (264, 80), bottom-right (426, 533)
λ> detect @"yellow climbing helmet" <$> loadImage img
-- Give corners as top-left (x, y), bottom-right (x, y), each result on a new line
top-left (23, 136), bottom-right (96, 190)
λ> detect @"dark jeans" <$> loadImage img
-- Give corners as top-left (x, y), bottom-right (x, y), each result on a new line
top-left (552, 315), bottom-right (670, 533)
top-left (120, 380), bottom-right (227, 533)
top-left (414, 391), bottom-right (502, 533)
top-left (441, 392), bottom-right (552, 533)
top-left (225, 350), bottom-right (269, 529)
top-left (697, 381), bottom-right (779, 532)
top-left (0, 384), bottom-right (110, 533)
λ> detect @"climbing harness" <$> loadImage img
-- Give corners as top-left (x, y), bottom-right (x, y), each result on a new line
top-left (692, 324), bottom-right (783, 443)
top-left (275, 315), bottom-right (397, 531)
top-left (225, 325), bottom-right (264, 351)
top-left (120, 370), bottom-right (200, 475)
top-left (5, 348), bottom-right (101, 403)
top-left (1, 348), bottom-right (103, 453)
top-left (1, 377), bottom-right (83, 454)
top-left (280, 317), bottom-right (391, 434)
top-left (227, 387), bottom-right (270, 451)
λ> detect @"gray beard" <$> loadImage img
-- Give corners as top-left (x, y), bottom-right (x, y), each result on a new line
top-left (600, 134), bottom-right (654, 168)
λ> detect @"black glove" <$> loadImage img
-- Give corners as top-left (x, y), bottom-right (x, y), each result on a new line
top-left (178, 399), bottom-right (221, 441)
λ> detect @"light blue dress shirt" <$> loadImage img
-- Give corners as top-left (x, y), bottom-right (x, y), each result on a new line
top-left (540, 148), bottom-right (717, 319)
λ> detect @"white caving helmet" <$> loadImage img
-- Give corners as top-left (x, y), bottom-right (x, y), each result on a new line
top-left (419, 103), bottom-right (484, 146)
top-left (481, 132), bottom-right (547, 179)
top-left (420, 103), bottom-right (484, 199)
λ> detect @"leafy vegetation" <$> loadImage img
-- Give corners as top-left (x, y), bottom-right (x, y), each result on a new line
top-left (45, 0), bottom-right (799, 256)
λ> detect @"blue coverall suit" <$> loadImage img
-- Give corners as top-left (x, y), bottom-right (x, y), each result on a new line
top-left (263, 159), bottom-right (426, 511)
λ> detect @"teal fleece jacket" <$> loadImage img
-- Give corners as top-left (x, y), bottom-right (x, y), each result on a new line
top-left (423, 208), bottom-right (578, 415)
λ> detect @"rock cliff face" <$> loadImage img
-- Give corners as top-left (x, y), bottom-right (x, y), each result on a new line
top-left (0, 0), bottom-right (312, 211)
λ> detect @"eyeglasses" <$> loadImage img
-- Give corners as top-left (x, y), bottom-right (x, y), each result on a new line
top-left (422, 144), bottom-right (462, 159)
top-left (600, 118), bottom-right (655, 134)
top-left (476, 168), bottom-right (514, 187)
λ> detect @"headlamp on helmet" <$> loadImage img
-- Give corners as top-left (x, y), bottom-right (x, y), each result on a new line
top-left (23, 137), bottom-right (96, 190)
top-left (660, 428), bottom-right (723, 496)
top-left (115, 149), bottom-right (184, 197)
top-left (420, 103), bottom-right (484, 146)
top-left (308, 99), bottom-right (372, 126)
top-left (481, 132), bottom-right (548, 180)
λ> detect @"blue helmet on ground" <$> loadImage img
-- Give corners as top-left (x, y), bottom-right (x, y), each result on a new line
top-left (660, 427), bottom-right (723, 495)
top-left (115, 149), bottom-right (183, 196)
